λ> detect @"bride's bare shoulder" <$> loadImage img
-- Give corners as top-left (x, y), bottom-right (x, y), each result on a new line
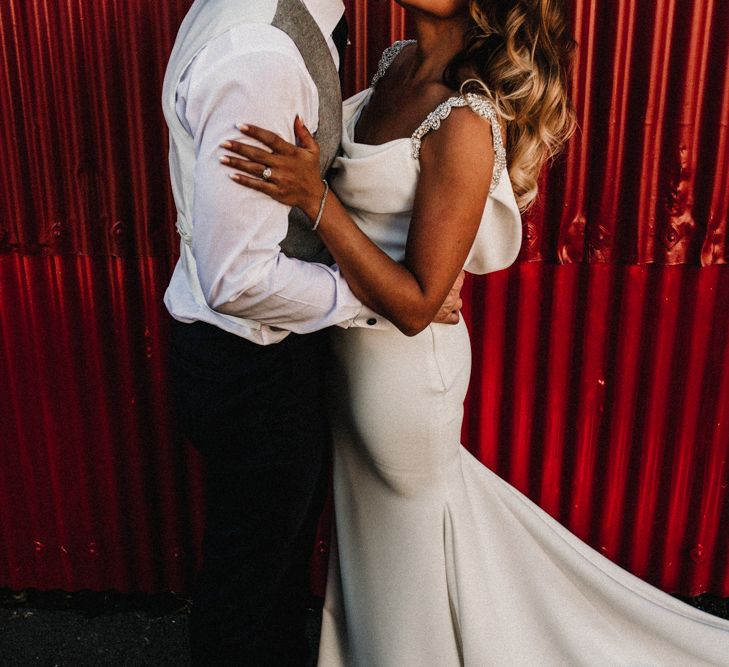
top-left (418, 104), bottom-right (495, 169)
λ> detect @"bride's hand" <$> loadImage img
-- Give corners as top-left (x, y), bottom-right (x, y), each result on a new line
top-left (433, 270), bottom-right (465, 325)
top-left (219, 117), bottom-right (326, 221)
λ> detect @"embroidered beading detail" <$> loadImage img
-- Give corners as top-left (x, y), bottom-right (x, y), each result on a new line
top-left (411, 93), bottom-right (507, 194)
top-left (370, 40), bottom-right (416, 88)
top-left (370, 42), bottom-right (507, 193)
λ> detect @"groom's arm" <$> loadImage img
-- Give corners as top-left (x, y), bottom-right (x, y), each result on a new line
top-left (179, 25), bottom-right (382, 333)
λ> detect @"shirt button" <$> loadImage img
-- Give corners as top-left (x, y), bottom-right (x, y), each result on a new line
top-left (366, 318), bottom-right (377, 326)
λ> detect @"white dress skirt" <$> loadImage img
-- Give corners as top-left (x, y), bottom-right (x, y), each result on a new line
top-left (317, 42), bottom-right (729, 667)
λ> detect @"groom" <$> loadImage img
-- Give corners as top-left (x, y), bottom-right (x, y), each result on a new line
top-left (162, 0), bottom-right (462, 663)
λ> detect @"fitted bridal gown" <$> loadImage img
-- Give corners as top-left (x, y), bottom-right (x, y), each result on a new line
top-left (317, 42), bottom-right (729, 667)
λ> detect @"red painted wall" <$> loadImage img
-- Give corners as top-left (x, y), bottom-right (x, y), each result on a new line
top-left (0, 1), bottom-right (727, 597)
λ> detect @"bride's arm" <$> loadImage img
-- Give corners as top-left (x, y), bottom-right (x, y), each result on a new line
top-left (221, 110), bottom-right (491, 336)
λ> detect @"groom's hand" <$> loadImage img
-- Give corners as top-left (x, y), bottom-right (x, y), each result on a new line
top-left (433, 271), bottom-right (465, 325)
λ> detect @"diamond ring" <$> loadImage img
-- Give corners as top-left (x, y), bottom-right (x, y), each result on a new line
top-left (262, 167), bottom-right (272, 181)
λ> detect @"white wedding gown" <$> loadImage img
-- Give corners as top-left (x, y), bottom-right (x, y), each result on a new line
top-left (317, 42), bottom-right (729, 667)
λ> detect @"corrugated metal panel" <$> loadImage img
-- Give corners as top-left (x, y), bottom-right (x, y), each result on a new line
top-left (461, 264), bottom-right (729, 596)
top-left (343, 0), bottom-right (729, 266)
top-left (0, 254), bottom-right (206, 593)
top-left (0, 0), bottom-right (727, 596)
top-left (0, 0), bottom-right (186, 257)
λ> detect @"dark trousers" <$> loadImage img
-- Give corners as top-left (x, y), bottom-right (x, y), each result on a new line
top-left (168, 318), bottom-right (330, 666)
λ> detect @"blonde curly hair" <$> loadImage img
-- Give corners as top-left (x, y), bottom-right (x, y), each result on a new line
top-left (445, 0), bottom-right (578, 211)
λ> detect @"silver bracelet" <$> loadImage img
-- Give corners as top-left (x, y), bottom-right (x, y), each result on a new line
top-left (311, 179), bottom-right (330, 231)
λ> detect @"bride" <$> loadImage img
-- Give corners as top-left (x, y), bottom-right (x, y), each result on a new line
top-left (220, 0), bottom-right (729, 664)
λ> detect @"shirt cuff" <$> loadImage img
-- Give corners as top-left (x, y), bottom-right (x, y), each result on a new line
top-left (343, 305), bottom-right (392, 330)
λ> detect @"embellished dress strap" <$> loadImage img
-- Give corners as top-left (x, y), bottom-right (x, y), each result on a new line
top-left (370, 40), bottom-right (416, 87)
top-left (411, 92), bottom-right (507, 194)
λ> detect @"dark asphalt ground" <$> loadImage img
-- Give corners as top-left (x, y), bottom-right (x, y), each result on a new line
top-left (0, 589), bottom-right (726, 666)
top-left (0, 589), bottom-right (323, 666)
top-left (0, 591), bottom-right (192, 666)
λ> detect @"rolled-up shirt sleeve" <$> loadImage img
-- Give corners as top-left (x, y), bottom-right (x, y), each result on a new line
top-left (180, 27), bottom-right (375, 334)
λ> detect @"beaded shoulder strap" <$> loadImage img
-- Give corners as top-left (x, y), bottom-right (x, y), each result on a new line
top-left (411, 93), bottom-right (507, 194)
top-left (370, 40), bottom-right (416, 87)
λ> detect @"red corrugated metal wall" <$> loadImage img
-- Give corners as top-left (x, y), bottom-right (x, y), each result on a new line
top-left (0, 0), bottom-right (727, 597)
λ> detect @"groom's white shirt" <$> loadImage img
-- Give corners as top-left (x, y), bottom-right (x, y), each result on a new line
top-left (165, 0), bottom-right (382, 344)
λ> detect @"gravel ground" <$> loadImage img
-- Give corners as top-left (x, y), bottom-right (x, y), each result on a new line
top-left (0, 589), bottom-right (726, 666)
